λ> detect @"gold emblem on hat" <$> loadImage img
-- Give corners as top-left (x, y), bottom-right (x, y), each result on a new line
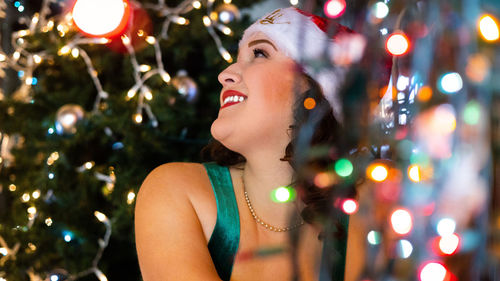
top-left (259, 9), bottom-right (289, 25)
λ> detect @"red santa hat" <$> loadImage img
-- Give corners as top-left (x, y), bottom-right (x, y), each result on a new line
top-left (240, 7), bottom-right (366, 123)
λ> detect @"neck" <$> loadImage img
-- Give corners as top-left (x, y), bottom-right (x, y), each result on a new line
top-left (239, 149), bottom-right (301, 227)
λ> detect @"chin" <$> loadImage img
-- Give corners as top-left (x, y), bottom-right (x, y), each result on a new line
top-left (210, 118), bottom-right (244, 153)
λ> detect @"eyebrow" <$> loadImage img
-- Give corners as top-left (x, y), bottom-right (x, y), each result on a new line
top-left (247, 39), bottom-right (277, 51)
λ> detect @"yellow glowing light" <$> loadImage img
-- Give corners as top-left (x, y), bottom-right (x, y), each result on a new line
top-left (479, 15), bottom-right (500, 42)
top-left (145, 91), bottom-right (153, 101)
top-left (210, 11), bottom-right (218, 21)
top-left (222, 27), bottom-right (233, 35)
top-left (290, 0), bottom-right (299, 5)
top-left (390, 208), bottom-right (413, 235)
top-left (13, 51), bottom-right (21, 60)
top-left (175, 16), bottom-right (189, 25)
top-left (94, 211), bottom-right (108, 222)
top-left (127, 191), bottom-right (136, 204)
top-left (367, 163), bottom-right (388, 182)
top-left (22, 193), bottom-right (30, 202)
top-left (25, 77), bottom-right (33, 85)
top-left (192, 1), bottom-right (202, 9)
top-left (45, 217), bottom-right (53, 226)
top-left (160, 70), bottom-right (171, 83)
top-left (408, 164), bottom-right (421, 182)
top-left (139, 64), bottom-right (151, 72)
top-left (0, 247), bottom-right (8, 256)
top-left (59, 45), bottom-right (71, 55)
top-left (203, 16), bottom-right (212, 27)
top-left (17, 30), bottom-right (30, 37)
top-left (9, 184), bottom-right (17, 192)
top-left (71, 48), bottom-right (80, 58)
top-left (32, 190), bottom-right (41, 199)
top-left (134, 114), bottom-right (143, 123)
top-left (28, 243), bottom-right (37, 251)
top-left (223, 0), bottom-right (232, 3)
top-left (27, 206), bottom-right (37, 214)
top-left (33, 54), bottom-right (42, 64)
top-left (127, 88), bottom-right (137, 99)
top-left (121, 35), bottom-right (131, 45)
top-left (0, 54), bottom-right (6, 61)
top-left (84, 161), bottom-right (94, 170)
top-left (145, 36), bottom-right (156, 44)
top-left (386, 32), bottom-right (410, 56)
top-left (137, 29), bottom-right (144, 37)
top-left (222, 50), bottom-right (232, 63)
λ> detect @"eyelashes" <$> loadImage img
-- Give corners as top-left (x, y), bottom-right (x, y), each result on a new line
top-left (252, 48), bottom-right (268, 58)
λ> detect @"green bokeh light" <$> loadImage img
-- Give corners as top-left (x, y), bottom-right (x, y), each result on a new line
top-left (270, 186), bottom-right (296, 203)
top-left (464, 100), bottom-right (481, 125)
top-left (334, 158), bottom-right (353, 177)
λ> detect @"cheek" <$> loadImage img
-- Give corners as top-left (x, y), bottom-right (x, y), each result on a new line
top-left (247, 63), bottom-right (297, 109)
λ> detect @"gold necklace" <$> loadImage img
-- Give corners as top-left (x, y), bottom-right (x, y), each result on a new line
top-left (242, 176), bottom-right (304, 232)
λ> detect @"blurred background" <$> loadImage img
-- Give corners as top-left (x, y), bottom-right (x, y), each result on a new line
top-left (0, 0), bottom-right (498, 280)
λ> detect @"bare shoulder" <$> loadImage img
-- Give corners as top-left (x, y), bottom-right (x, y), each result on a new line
top-left (135, 162), bottom-right (220, 280)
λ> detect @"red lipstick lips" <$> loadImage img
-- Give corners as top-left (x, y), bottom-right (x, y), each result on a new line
top-left (220, 90), bottom-right (248, 109)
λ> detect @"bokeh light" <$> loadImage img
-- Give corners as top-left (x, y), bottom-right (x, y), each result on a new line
top-left (439, 234), bottom-right (460, 255)
top-left (419, 262), bottom-right (448, 281)
top-left (334, 158), bottom-right (353, 177)
top-left (72, 0), bottom-right (130, 37)
top-left (324, 0), bottom-right (346, 19)
top-left (367, 163), bottom-right (388, 182)
top-left (436, 218), bottom-right (456, 237)
top-left (391, 208), bottom-right (413, 235)
top-left (478, 14), bottom-right (500, 42)
top-left (397, 239), bottom-right (413, 258)
top-left (371, 2), bottom-right (389, 19)
top-left (464, 100), bottom-right (481, 125)
top-left (408, 164), bottom-right (421, 182)
top-left (438, 72), bottom-right (463, 94)
top-left (341, 199), bottom-right (358, 214)
top-left (386, 32), bottom-right (410, 56)
top-left (417, 85), bottom-right (433, 102)
top-left (466, 53), bottom-right (490, 83)
top-left (433, 104), bottom-right (457, 134)
top-left (314, 171), bottom-right (337, 188)
top-left (367, 230), bottom-right (381, 245)
top-left (304, 97), bottom-right (316, 110)
top-left (271, 186), bottom-right (296, 203)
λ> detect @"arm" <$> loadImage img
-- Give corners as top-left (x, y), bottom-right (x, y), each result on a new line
top-left (135, 163), bottom-right (222, 281)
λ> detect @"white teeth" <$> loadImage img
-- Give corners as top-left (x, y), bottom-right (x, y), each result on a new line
top-left (223, 95), bottom-right (246, 106)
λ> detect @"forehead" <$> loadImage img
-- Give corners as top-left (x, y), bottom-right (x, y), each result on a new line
top-left (239, 32), bottom-right (278, 51)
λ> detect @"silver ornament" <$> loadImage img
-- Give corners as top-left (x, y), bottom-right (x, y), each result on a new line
top-left (172, 70), bottom-right (198, 103)
top-left (216, 3), bottom-right (240, 24)
top-left (55, 104), bottom-right (85, 135)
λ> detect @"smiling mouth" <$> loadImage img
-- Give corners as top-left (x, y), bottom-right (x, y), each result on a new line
top-left (221, 90), bottom-right (248, 109)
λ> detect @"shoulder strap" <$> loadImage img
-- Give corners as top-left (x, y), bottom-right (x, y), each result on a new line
top-left (203, 162), bottom-right (241, 281)
top-left (319, 211), bottom-right (349, 281)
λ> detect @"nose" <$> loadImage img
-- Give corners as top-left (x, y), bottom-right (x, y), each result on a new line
top-left (218, 63), bottom-right (241, 87)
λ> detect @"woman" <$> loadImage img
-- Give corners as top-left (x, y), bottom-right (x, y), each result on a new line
top-left (135, 7), bottom-right (365, 281)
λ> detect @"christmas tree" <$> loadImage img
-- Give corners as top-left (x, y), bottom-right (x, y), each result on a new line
top-left (0, 0), bottom-right (260, 280)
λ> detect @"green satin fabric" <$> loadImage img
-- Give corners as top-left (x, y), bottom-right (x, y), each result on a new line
top-left (203, 162), bottom-right (241, 281)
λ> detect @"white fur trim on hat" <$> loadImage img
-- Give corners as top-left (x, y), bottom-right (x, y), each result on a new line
top-left (240, 7), bottom-right (366, 123)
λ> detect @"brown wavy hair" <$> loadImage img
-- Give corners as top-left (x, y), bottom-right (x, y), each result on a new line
top-left (200, 74), bottom-right (351, 225)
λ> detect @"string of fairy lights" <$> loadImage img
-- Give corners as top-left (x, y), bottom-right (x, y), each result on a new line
top-left (0, 0), bottom-right (498, 280)
top-left (0, 0), bottom-right (241, 280)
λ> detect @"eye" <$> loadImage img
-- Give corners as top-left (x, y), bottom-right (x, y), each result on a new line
top-left (253, 48), bottom-right (268, 58)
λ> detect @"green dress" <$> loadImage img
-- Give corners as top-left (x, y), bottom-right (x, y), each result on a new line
top-left (203, 162), bottom-right (348, 281)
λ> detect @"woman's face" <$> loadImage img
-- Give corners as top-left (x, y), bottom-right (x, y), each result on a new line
top-left (211, 32), bottom-right (307, 154)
